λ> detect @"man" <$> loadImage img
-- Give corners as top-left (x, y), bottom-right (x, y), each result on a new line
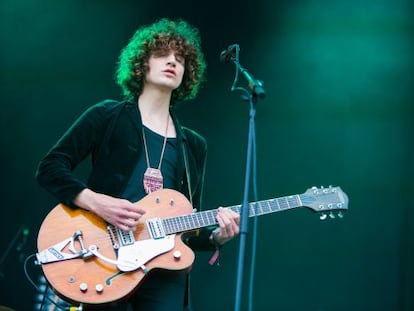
top-left (36, 18), bottom-right (239, 310)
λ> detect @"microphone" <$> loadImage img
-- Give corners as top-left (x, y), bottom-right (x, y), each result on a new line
top-left (220, 43), bottom-right (266, 98)
top-left (220, 44), bottom-right (238, 62)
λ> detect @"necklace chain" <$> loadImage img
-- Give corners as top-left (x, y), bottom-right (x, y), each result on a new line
top-left (142, 114), bottom-right (169, 170)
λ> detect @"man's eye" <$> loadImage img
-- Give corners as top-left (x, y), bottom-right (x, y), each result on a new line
top-left (176, 56), bottom-right (185, 63)
top-left (152, 51), bottom-right (166, 57)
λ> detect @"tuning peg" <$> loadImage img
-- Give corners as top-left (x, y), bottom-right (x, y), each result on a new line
top-left (312, 186), bottom-right (320, 194)
top-left (319, 213), bottom-right (327, 220)
top-left (337, 212), bottom-right (344, 219)
top-left (329, 212), bottom-right (335, 219)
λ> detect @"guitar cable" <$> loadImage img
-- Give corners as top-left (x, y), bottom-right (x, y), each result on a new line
top-left (23, 253), bottom-right (83, 311)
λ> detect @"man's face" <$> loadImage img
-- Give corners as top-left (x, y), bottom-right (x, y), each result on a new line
top-left (145, 50), bottom-right (185, 91)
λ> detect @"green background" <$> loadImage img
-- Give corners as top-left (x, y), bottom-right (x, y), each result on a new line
top-left (1, 0), bottom-right (413, 310)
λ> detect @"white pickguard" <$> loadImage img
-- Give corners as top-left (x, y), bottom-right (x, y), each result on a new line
top-left (116, 235), bottom-right (176, 272)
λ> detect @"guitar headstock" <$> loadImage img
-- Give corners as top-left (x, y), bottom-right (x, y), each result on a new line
top-left (301, 186), bottom-right (349, 220)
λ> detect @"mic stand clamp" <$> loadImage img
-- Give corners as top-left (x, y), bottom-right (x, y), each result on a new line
top-left (237, 62), bottom-right (266, 99)
top-left (228, 56), bottom-right (266, 100)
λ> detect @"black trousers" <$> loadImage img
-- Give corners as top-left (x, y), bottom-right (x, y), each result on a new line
top-left (95, 272), bottom-right (189, 311)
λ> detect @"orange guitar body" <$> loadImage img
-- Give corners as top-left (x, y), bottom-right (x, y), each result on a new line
top-left (37, 189), bottom-right (196, 305)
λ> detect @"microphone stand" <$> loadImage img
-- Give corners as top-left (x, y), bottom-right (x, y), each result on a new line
top-left (0, 225), bottom-right (29, 278)
top-left (224, 45), bottom-right (266, 311)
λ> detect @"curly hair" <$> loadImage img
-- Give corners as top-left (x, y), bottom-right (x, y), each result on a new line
top-left (115, 18), bottom-right (206, 103)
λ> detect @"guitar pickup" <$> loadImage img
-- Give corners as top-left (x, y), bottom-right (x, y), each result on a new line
top-left (146, 218), bottom-right (166, 239)
top-left (36, 230), bottom-right (90, 265)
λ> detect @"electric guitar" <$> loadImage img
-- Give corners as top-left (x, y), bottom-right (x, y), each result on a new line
top-left (36, 186), bottom-right (348, 305)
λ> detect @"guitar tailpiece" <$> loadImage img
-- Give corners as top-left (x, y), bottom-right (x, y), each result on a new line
top-left (36, 232), bottom-right (88, 265)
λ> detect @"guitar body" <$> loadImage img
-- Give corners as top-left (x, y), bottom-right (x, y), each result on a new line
top-left (37, 189), bottom-right (196, 305)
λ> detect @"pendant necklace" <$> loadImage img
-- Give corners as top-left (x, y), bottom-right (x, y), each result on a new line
top-left (142, 114), bottom-right (169, 194)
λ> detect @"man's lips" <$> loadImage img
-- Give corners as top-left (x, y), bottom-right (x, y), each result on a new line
top-left (163, 69), bottom-right (176, 76)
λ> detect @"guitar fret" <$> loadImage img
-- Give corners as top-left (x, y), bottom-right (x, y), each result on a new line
top-left (169, 219), bottom-right (176, 234)
top-left (189, 214), bottom-right (196, 229)
top-left (181, 217), bottom-right (188, 231)
top-left (287, 195), bottom-right (300, 208)
top-left (183, 216), bottom-right (190, 230)
top-left (193, 214), bottom-right (201, 228)
top-left (249, 202), bottom-right (260, 217)
top-left (204, 212), bottom-right (211, 226)
top-left (261, 201), bottom-right (271, 214)
top-left (276, 197), bottom-right (289, 210)
top-left (188, 216), bottom-right (194, 230)
top-left (173, 217), bottom-right (181, 232)
top-left (272, 199), bottom-right (279, 212)
top-left (205, 212), bottom-right (210, 225)
top-left (198, 213), bottom-right (205, 227)
top-left (208, 211), bottom-right (216, 225)
top-left (168, 219), bottom-right (174, 234)
top-left (195, 214), bottom-right (201, 227)
top-left (202, 212), bottom-right (210, 226)
top-left (258, 201), bottom-right (265, 215)
top-left (249, 204), bottom-right (254, 216)
top-left (177, 216), bottom-right (186, 231)
top-left (185, 215), bottom-right (192, 230)
top-left (197, 214), bottom-right (204, 227)
top-left (263, 198), bottom-right (279, 213)
top-left (166, 218), bottom-right (174, 234)
top-left (163, 219), bottom-right (170, 234)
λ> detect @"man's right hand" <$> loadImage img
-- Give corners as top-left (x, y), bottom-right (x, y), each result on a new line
top-left (73, 189), bottom-right (146, 231)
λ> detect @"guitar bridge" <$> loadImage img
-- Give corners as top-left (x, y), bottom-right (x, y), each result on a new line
top-left (107, 225), bottom-right (135, 248)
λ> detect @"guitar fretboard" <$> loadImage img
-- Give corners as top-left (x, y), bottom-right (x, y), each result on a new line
top-left (162, 194), bottom-right (304, 235)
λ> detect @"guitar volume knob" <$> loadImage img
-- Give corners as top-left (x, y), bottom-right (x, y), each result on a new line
top-left (173, 250), bottom-right (182, 260)
top-left (95, 284), bottom-right (104, 293)
top-left (79, 283), bottom-right (88, 292)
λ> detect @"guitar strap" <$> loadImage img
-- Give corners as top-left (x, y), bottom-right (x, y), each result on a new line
top-left (181, 132), bottom-right (194, 207)
top-left (180, 130), bottom-right (193, 308)
top-left (180, 128), bottom-right (220, 268)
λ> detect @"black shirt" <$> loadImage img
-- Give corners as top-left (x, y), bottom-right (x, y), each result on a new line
top-left (122, 126), bottom-right (187, 311)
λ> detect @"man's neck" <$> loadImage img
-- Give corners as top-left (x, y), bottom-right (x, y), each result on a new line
top-left (138, 89), bottom-right (174, 137)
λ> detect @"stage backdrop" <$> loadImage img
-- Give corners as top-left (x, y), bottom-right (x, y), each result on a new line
top-left (1, 0), bottom-right (413, 310)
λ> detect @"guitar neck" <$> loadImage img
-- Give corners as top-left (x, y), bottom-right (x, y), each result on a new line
top-left (162, 194), bottom-right (302, 235)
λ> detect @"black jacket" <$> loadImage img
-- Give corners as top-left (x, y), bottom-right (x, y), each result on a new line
top-left (36, 99), bottom-right (214, 250)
